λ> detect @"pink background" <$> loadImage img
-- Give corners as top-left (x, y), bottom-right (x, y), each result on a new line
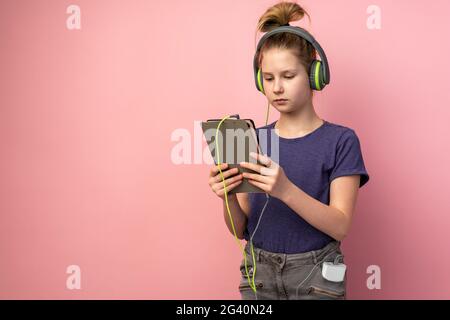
top-left (1, 0), bottom-right (449, 299)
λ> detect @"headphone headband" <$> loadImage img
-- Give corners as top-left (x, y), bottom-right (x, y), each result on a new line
top-left (253, 26), bottom-right (330, 89)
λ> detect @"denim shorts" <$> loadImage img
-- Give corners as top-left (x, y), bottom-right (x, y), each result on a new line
top-left (238, 240), bottom-right (347, 300)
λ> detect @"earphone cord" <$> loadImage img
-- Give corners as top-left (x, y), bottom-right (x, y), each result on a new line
top-left (215, 102), bottom-right (271, 299)
top-left (245, 101), bottom-right (272, 299)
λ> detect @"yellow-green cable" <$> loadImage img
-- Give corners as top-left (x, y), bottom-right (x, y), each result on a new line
top-left (265, 101), bottom-right (270, 126)
top-left (215, 115), bottom-right (257, 293)
top-left (215, 108), bottom-right (270, 295)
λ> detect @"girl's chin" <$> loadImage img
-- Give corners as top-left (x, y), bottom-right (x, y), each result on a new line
top-left (273, 104), bottom-right (291, 111)
top-left (273, 104), bottom-right (303, 114)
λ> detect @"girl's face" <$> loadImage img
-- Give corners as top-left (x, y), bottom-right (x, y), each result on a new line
top-left (260, 48), bottom-right (312, 113)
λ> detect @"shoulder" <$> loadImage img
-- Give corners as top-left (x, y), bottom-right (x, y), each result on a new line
top-left (324, 120), bottom-right (357, 137)
top-left (255, 121), bottom-right (275, 132)
top-left (323, 121), bottom-right (361, 146)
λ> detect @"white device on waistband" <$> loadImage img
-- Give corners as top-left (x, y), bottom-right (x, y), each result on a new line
top-left (322, 254), bottom-right (346, 282)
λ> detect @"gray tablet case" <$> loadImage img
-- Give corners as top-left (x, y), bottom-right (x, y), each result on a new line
top-left (201, 115), bottom-right (265, 194)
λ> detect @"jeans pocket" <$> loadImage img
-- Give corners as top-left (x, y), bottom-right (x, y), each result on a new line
top-left (307, 285), bottom-right (345, 300)
top-left (240, 263), bottom-right (254, 278)
top-left (239, 255), bottom-right (255, 275)
top-left (238, 259), bottom-right (264, 292)
top-left (239, 280), bottom-right (263, 291)
top-left (305, 250), bottom-right (347, 299)
top-left (239, 277), bottom-right (263, 294)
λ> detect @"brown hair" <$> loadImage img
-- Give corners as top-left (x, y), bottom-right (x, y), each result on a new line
top-left (255, 1), bottom-right (316, 93)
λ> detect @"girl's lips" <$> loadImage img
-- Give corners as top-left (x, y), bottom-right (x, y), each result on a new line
top-left (274, 99), bottom-right (288, 104)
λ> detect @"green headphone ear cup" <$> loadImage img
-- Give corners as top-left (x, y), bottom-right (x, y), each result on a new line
top-left (309, 60), bottom-right (325, 91)
top-left (257, 68), bottom-right (265, 94)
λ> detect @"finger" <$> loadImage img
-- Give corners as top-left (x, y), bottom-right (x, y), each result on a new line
top-left (242, 172), bottom-right (271, 183)
top-left (239, 161), bottom-right (263, 174)
top-left (213, 174), bottom-right (243, 192)
top-left (261, 166), bottom-right (276, 176)
top-left (247, 179), bottom-right (267, 192)
top-left (213, 168), bottom-right (240, 183)
top-left (217, 180), bottom-right (243, 197)
top-left (240, 161), bottom-right (275, 176)
top-left (210, 163), bottom-right (228, 177)
top-left (250, 152), bottom-right (272, 167)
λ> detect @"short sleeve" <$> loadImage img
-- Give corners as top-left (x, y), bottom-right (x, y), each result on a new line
top-left (330, 129), bottom-right (370, 188)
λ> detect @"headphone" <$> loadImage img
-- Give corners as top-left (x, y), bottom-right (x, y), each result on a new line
top-left (253, 24), bottom-right (330, 93)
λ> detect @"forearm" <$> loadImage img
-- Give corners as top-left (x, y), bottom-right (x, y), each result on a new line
top-left (223, 194), bottom-right (248, 239)
top-left (281, 182), bottom-right (350, 241)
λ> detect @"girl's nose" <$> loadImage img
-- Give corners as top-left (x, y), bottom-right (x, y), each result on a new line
top-left (272, 79), bottom-right (284, 93)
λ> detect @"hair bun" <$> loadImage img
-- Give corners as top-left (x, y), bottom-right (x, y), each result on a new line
top-left (257, 2), bottom-right (310, 34)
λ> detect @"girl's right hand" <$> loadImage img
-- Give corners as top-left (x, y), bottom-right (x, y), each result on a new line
top-left (208, 163), bottom-right (243, 200)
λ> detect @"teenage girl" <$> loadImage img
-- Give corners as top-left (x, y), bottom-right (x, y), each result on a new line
top-left (208, 1), bottom-right (369, 300)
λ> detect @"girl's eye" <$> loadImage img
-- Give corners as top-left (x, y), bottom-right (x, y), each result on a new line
top-left (264, 76), bottom-right (294, 81)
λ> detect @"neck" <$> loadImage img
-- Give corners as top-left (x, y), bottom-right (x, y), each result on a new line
top-left (274, 99), bottom-right (324, 137)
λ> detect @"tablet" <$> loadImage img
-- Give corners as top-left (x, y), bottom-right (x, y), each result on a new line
top-left (201, 116), bottom-right (265, 194)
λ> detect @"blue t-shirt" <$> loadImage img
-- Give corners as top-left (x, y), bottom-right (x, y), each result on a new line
top-left (243, 119), bottom-right (370, 254)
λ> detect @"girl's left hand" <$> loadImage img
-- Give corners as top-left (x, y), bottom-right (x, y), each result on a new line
top-left (240, 152), bottom-right (292, 200)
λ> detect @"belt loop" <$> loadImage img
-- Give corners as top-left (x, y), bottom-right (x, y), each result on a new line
top-left (254, 246), bottom-right (260, 263)
top-left (335, 241), bottom-right (341, 254)
top-left (312, 250), bottom-right (317, 264)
